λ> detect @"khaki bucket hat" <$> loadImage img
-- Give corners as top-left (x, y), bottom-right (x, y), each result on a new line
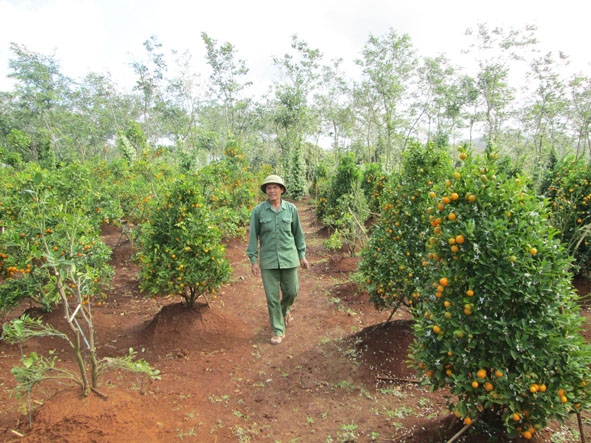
top-left (261, 174), bottom-right (286, 193)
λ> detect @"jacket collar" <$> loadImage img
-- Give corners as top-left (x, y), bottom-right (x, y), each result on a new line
top-left (264, 199), bottom-right (285, 212)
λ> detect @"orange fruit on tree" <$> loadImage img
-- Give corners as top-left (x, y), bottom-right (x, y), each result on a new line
top-left (451, 192), bottom-right (459, 200)
top-left (464, 416), bottom-right (472, 426)
top-left (455, 234), bottom-right (465, 244)
top-left (466, 289), bottom-right (474, 297)
top-left (477, 369), bottom-right (487, 379)
top-left (433, 325), bottom-right (442, 334)
top-left (448, 213), bottom-right (457, 221)
top-left (471, 381), bottom-right (479, 389)
top-left (529, 247), bottom-right (537, 256)
top-left (439, 277), bottom-right (449, 286)
top-left (442, 196), bottom-right (451, 204)
top-left (495, 370), bottom-right (503, 378)
top-left (522, 430), bottom-right (532, 440)
top-left (484, 382), bottom-right (494, 392)
top-left (512, 413), bottom-right (521, 422)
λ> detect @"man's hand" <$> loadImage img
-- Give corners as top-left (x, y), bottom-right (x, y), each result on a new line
top-left (300, 258), bottom-right (310, 269)
top-left (251, 263), bottom-right (260, 277)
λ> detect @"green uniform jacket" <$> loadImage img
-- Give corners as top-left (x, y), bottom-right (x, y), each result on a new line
top-left (246, 199), bottom-right (306, 269)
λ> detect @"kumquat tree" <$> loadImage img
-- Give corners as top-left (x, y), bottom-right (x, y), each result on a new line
top-left (358, 141), bottom-right (453, 320)
top-left (0, 166), bottom-right (157, 406)
top-left (409, 148), bottom-right (591, 440)
top-left (136, 174), bottom-right (232, 309)
top-left (542, 155), bottom-right (591, 277)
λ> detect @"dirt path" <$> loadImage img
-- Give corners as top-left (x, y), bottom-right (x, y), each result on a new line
top-left (0, 199), bottom-right (588, 442)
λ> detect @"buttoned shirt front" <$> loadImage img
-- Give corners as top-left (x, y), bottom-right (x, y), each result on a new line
top-left (246, 199), bottom-right (306, 270)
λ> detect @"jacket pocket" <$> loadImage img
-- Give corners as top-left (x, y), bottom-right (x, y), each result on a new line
top-left (281, 216), bottom-right (292, 231)
top-left (259, 217), bottom-right (272, 233)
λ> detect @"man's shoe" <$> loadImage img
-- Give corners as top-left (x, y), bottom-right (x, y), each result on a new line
top-left (270, 334), bottom-right (284, 345)
top-left (284, 313), bottom-right (293, 327)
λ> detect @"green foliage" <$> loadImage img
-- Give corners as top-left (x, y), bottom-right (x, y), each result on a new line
top-left (361, 163), bottom-right (388, 214)
top-left (542, 155), bottom-right (591, 275)
top-left (100, 348), bottom-right (161, 394)
top-left (317, 153), bottom-right (362, 225)
top-left (6, 129), bottom-right (30, 158)
top-left (316, 153), bottom-right (369, 254)
top-left (288, 142), bottom-right (306, 200)
top-left (0, 165), bottom-right (113, 311)
top-left (2, 316), bottom-right (160, 415)
top-left (0, 163), bottom-right (116, 397)
top-left (325, 181), bottom-right (369, 256)
top-left (137, 175), bottom-right (232, 309)
top-left (409, 149), bottom-right (591, 439)
top-left (194, 142), bottom-right (257, 237)
top-left (310, 162), bottom-right (329, 199)
top-left (358, 142), bottom-right (453, 315)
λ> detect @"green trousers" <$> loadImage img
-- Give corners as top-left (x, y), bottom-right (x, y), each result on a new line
top-left (260, 267), bottom-right (299, 336)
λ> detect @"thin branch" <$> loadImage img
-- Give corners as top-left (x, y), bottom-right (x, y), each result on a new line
top-left (447, 417), bottom-right (476, 443)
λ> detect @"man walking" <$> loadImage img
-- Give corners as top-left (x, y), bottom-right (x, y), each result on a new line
top-left (247, 175), bottom-right (309, 344)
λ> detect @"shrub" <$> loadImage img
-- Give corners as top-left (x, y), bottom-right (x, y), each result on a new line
top-left (409, 149), bottom-right (591, 439)
top-left (316, 154), bottom-right (369, 254)
top-left (361, 162), bottom-right (388, 215)
top-left (358, 142), bottom-right (452, 318)
top-left (317, 153), bottom-right (362, 225)
top-left (137, 175), bottom-right (232, 309)
top-left (542, 155), bottom-right (591, 276)
top-left (0, 166), bottom-right (113, 311)
top-left (0, 174), bottom-right (117, 398)
top-left (194, 142), bottom-right (257, 238)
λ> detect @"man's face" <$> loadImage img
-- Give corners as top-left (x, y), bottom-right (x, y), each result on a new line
top-left (265, 184), bottom-right (283, 198)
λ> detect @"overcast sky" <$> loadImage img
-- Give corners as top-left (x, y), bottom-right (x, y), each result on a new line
top-left (1, 0), bottom-right (589, 93)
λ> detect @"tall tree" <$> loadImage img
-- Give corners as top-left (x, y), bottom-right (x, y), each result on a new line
top-left (354, 29), bottom-right (416, 169)
top-left (201, 32), bottom-right (252, 145)
top-left (521, 52), bottom-right (570, 168)
top-left (161, 49), bottom-right (205, 163)
top-left (411, 55), bottom-right (458, 145)
top-left (130, 35), bottom-right (167, 145)
top-left (569, 75), bottom-right (591, 159)
top-left (7, 42), bottom-right (70, 164)
top-left (69, 72), bottom-right (140, 161)
top-left (314, 58), bottom-right (354, 163)
top-left (271, 35), bottom-right (322, 199)
top-left (462, 23), bottom-right (538, 148)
